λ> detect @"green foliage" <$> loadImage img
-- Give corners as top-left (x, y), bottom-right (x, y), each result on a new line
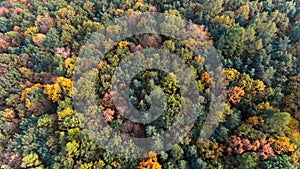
top-left (0, 0), bottom-right (298, 168)
top-left (263, 112), bottom-right (291, 137)
top-left (0, 17), bottom-right (12, 32)
top-left (237, 152), bottom-right (259, 169)
top-left (44, 28), bottom-right (60, 51)
top-left (261, 155), bottom-right (295, 169)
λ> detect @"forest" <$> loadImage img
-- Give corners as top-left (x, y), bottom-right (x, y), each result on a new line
top-left (0, 0), bottom-right (299, 168)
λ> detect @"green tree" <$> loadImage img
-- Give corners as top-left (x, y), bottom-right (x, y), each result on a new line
top-left (263, 112), bottom-right (291, 137)
top-left (44, 28), bottom-right (60, 52)
top-left (261, 155), bottom-right (295, 169)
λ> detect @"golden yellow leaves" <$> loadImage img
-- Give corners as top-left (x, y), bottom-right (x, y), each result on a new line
top-left (133, 1), bottom-right (144, 10)
top-left (223, 68), bottom-right (265, 94)
top-left (44, 77), bottom-right (73, 102)
top-left (65, 58), bottom-right (76, 77)
top-left (79, 160), bottom-right (105, 169)
top-left (213, 15), bottom-right (235, 26)
top-left (167, 9), bottom-right (181, 18)
top-left (235, 5), bottom-right (250, 20)
top-left (136, 151), bottom-right (162, 169)
top-left (255, 102), bottom-right (274, 113)
top-left (98, 60), bottom-right (107, 69)
top-left (114, 9), bottom-right (125, 15)
top-left (269, 136), bottom-right (296, 154)
top-left (56, 5), bottom-right (76, 27)
top-left (118, 41), bottom-right (131, 48)
top-left (58, 107), bottom-right (76, 120)
top-left (21, 83), bottom-right (42, 110)
top-left (291, 150), bottom-right (300, 169)
top-left (82, 20), bottom-right (103, 32)
top-left (24, 26), bottom-right (38, 37)
top-left (223, 68), bottom-right (240, 85)
top-left (3, 108), bottom-right (16, 121)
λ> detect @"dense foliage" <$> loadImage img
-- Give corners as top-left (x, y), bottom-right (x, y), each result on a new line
top-left (0, 0), bottom-right (299, 168)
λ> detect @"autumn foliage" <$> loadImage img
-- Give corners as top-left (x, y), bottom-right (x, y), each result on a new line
top-left (136, 151), bottom-right (162, 169)
top-left (44, 77), bottom-right (72, 102)
top-left (226, 135), bottom-right (275, 160)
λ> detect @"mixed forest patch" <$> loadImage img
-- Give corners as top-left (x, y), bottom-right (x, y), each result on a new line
top-left (0, 0), bottom-right (299, 168)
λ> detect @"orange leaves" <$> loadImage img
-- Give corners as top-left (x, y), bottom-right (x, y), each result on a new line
top-left (136, 151), bottom-right (162, 169)
top-left (0, 36), bottom-right (11, 53)
top-left (246, 116), bottom-right (264, 126)
top-left (101, 91), bottom-right (115, 108)
top-left (200, 72), bottom-right (211, 88)
top-left (98, 60), bottom-right (107, 70)
top-left (227, 86), bottom-right (245, 104)
top-left (222, 68), bottom-right (266, 104)
top-left (257, 140), bottom-right (275, 160)
top-left (226, 136), bottom-right (275, 159)
top-left (0, 7), bottom-right (9, 16)
top-left (102, 108), bottom-right (115, 122)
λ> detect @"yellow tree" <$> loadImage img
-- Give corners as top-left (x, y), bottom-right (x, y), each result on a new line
top-left (64, 58), bottom-right (76, 77)
top-left (213, 15), bottom-right (235, 26)
top-left (223, 68), bottom-right (240, 85)
top-left (136, 151), bottom-right (162, 169)
top-left (44, 77), bottom-right (73, 102)
top-left (268, 136), bottom-right (296, 154)
top-left (235, 5), bottom-right (250, 20)
top-left (56, 5), bottom-right (76, 28)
